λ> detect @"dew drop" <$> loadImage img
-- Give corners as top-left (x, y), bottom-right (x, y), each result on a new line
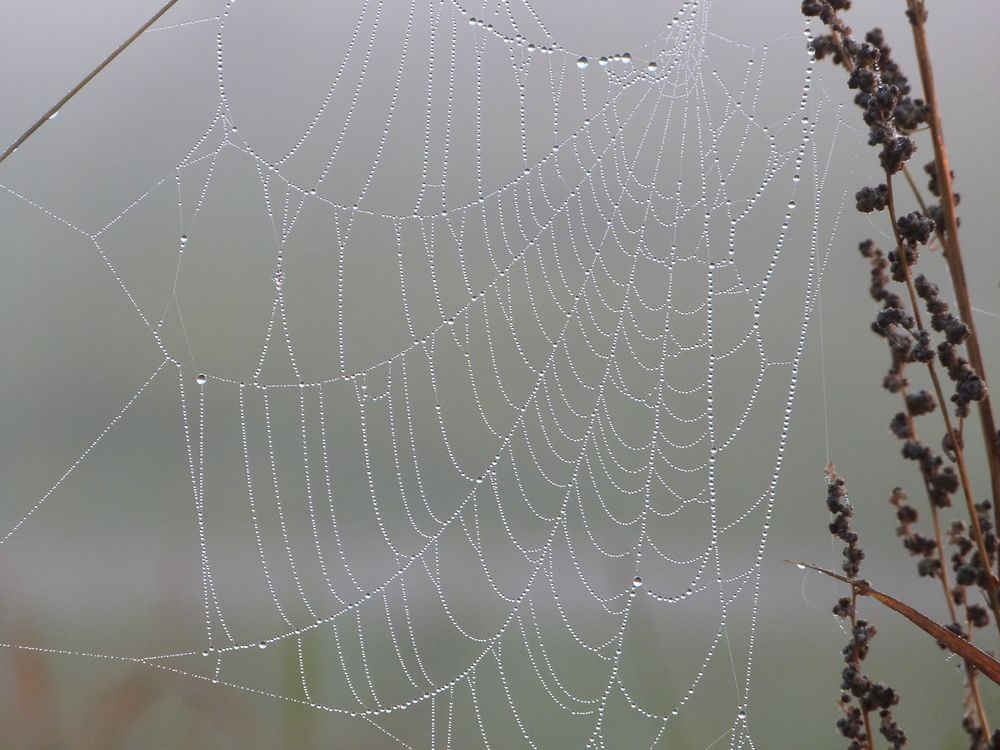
top-left (738, 709), bottom-right (747, 720)
top-left (179, 234), bottom-right (188, 247)
top-left (621, 53), bottom-right (632, 64)
top-left (577, 56), bottom-right (589, 69)
top-left (598, 56), bottom-right (609, 66)
top-left (196, 373), bottom-right (207, 385)
top-left (632, 575), bottom-right (643, 588)
top-left (259, 640), bottom-right (268, 649)
top-left (646, 61), bottom-right (657, 72)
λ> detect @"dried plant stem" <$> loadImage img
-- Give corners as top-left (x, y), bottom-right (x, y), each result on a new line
top-left (900, 165), bottom-right (929, 217)
top-left (884, 176), bottom-right (1000, 635)
top-left (847, 587), bottom-right (878, 750)
top-left (899, 164), bottom-right (948, 253)
top-left (0, 0), bottom-right (181, 167)
top-left (906, 0), bottom-right (1000, 542)
top-left (964, 624), bottom-right (991, 737)
top-left (894, 390), bottom-right (957, 622)
top-left (894, 368), bottom-right (990, 742)
top-left (789, 561), bottom-right (1000, 686)
top-left (926, 484), bottom-right (956, 615)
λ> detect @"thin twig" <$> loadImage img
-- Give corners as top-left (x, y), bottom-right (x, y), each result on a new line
top-left (0, 0), bottom-right (181, 167)
top-left (884, 176), bottom-right (1000, 635)
top-left (906, 0), bottom-right (1000, 542)
top-left (850, 586), bottom-right (878, 750)
top-left (899, 164), bottom-right (948, 252)
top-left (787, 561), bottom-right (1000, 686)
top-left (964, 621), bottom-right (991, 737)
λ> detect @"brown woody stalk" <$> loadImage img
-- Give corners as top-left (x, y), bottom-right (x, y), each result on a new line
top-left (791, 560), bottom-right (1000, 686)
top-left (877, 159), bottom-right (997, 737)
top-left (884, 176), bottom-right (1000, 636)
top-left (906, 0), bottom-right (1000, 545)
top-left (849, 587), bottom-right (878, 749)
top-left (0, 0), bottom-right (181, 167)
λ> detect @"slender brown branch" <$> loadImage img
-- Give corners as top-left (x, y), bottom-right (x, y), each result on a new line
top-left (0, 0), bottom-right (181, 167)
top-left (891, 386), bottom-right (958, 624)
top-left (850, 586), bottom-right (878, 750)
top-left (899, 164), bottom-right (949, 252)
top-left (788, 561), bottom-right (1000, 686)
top-left (964, 622), bottom-right (991, 737)
top-left (906, 0), bottom-right (1000, 542)
top-left (884, 176), bottom-right (1000, 635)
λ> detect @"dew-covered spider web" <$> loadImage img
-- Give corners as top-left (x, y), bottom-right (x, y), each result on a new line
top-left (0, 1), bottom-right (847, 747)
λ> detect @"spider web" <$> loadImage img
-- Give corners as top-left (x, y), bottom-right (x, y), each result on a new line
top-left (0, 1), bottom-right (843, 747)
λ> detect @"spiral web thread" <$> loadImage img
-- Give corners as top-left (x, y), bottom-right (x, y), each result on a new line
top-left (0, 1), bottom-right (844, 747)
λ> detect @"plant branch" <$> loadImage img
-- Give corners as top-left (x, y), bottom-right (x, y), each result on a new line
top-left (906, 0), bottom-right (1000, 542)
top-left (847, 586), bottom-right (877, 750)
top-left (787, 561), bottom-right (1000, 686)
top-left (0, 0), bottom-right (181, 167)
top-left (964, 622), bottom-right (992, 737)
top-left (884, 176), bottom-right (1000, 635)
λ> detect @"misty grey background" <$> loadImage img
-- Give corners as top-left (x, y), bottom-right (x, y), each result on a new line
top-left (1, 1), bottom-right (998, 748)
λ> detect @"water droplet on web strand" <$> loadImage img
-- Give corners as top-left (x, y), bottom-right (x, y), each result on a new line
top-left (179, 234), bottom-right (188, 247)
top-left (738, 709), bottom-right (747, 720)
top-left (259, 640), bottom-right (268, 649)
top-left (577, 56), bottom-right (589, 69)
top-left (646, 61), bottom-right (657, 72)
top-left (632, 575), bottom-right (643, 588)
top-left (196, 373), bottom-right (207, 385)
top-left (621, 53), bottom-right (632, 64)
top-left (598, 56), bottom-right (608, 66)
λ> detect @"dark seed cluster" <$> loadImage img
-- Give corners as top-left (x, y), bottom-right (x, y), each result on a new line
top-left (803, 5), bottom-right (998, 748)
top-left (890, 487), bottom-right (941, 578)
top-left (921, 160), bottom-right (962, 239)
top-left (826, 470), bottom-right (907, 749)
top-left (855, 184), bottom-right (888, 213)
top-left (827, 473), bottom-right (864, 578)
top-left (823, 2), bottom-right (981, 557)
top-left (949, 503), bottom-right (998, 617)
top-left (803, 3), bottom-right (929, 177)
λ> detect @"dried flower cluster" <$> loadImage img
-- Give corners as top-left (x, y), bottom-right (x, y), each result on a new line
top-left (803, 1), bottom-right (999, 748)
top-left (826, 471), bottom-right (907, 750)
top-left (950, 504), bottom-right (998, 628)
